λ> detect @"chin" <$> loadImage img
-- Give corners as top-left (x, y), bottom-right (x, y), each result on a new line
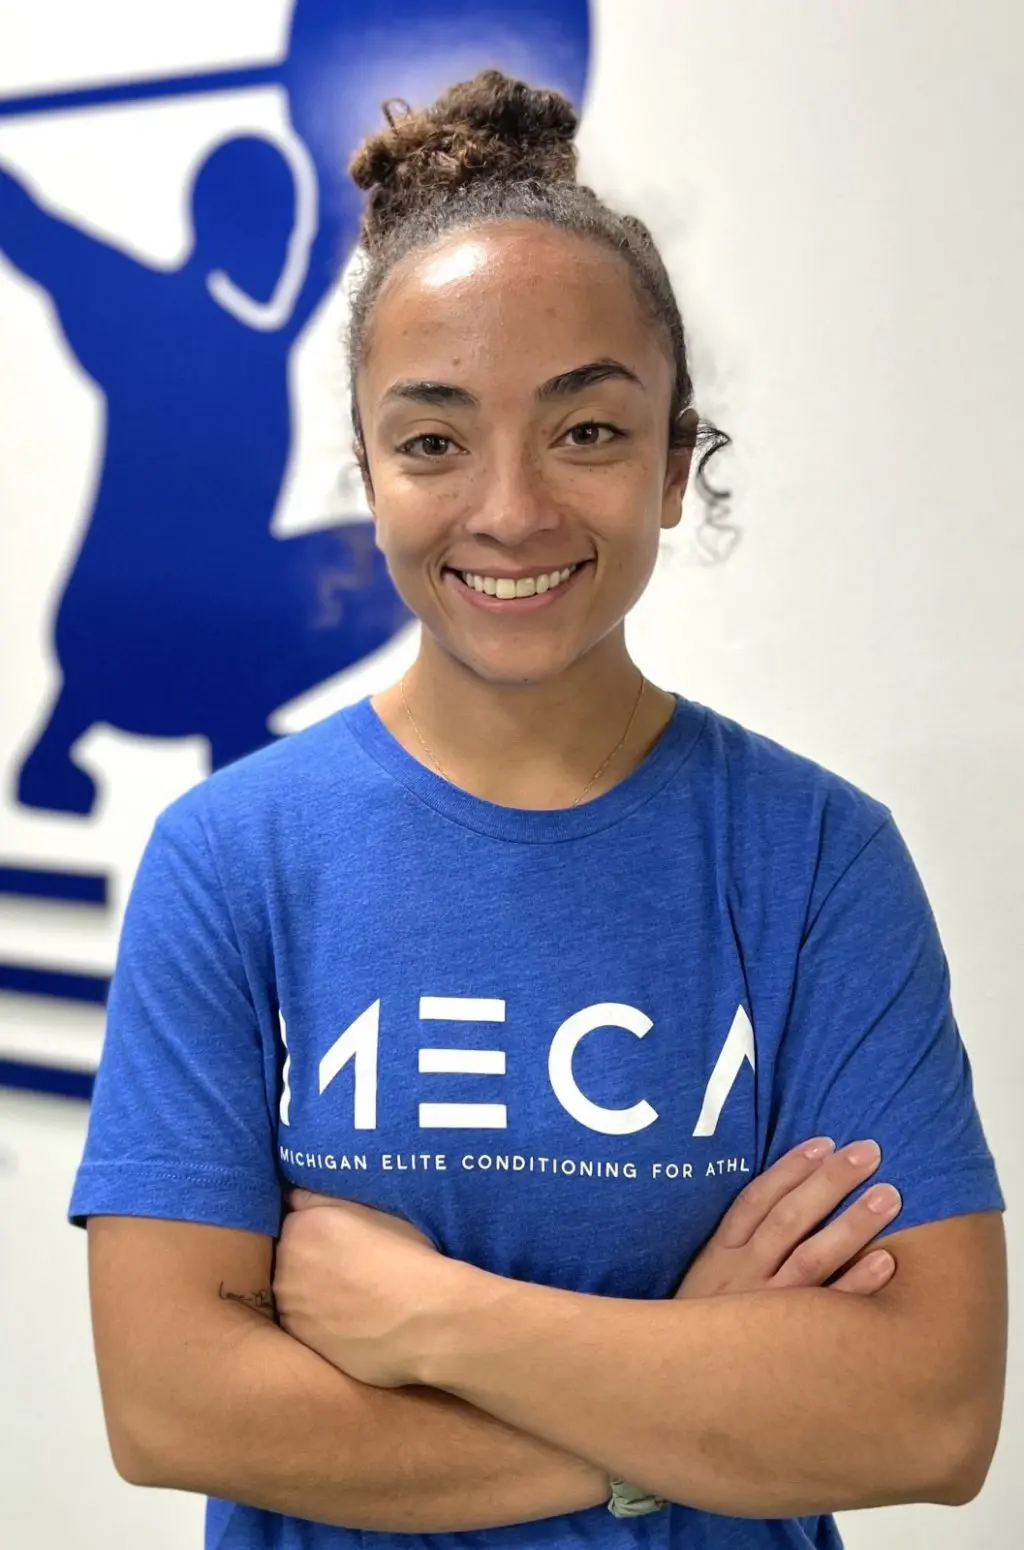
top-left (449, 640), bottom-right (589, 688)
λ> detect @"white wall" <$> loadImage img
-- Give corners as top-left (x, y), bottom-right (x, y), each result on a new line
top-left (1, 1), bottom-right (1020, 1545)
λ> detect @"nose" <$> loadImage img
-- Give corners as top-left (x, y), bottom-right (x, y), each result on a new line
top-left (463, 442), bottom-right (562, 547)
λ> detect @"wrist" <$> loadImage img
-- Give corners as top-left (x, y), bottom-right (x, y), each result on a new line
top-left (412, 1262), bottom-right (521, 1390)
top-left (574, 1458), bottom-right (617, 1511)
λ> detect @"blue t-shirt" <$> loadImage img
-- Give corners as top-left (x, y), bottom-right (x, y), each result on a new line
top-left (69, 693), bottom-right (1004, 1550)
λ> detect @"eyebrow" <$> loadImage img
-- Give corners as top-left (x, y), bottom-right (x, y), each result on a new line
top-left (380, 359), bottom-right (643, 412)
top-left (382, 380), bottom-right (479, 409)
top-left (536, 359), bottom-right (644, 400)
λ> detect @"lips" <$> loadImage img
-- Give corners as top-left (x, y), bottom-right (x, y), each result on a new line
top-left (445, 560), bottom-right (591, 611)
top-left (452, 564), bottom-right (580, 599)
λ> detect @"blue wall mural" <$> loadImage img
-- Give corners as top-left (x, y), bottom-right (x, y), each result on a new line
top-left (1, 0), bottom-right (590, 817)
top-left (0, 0), bottom-right (590, 1094)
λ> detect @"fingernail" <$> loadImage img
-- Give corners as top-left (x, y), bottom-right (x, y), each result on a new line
top-left (866, 1184), bottom-right (902, 1215)
top-left (846, 1140), bottom-right (881, 1168)
top-left (803, 1137), bottom-right (837, 1159)
top-left (865, 1250), bottom-right (895, 1273)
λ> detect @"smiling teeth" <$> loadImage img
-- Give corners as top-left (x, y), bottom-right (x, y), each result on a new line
top-left (461, 566), bottom-right (577, 599)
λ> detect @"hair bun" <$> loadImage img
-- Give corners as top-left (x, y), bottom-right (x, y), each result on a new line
top-left (349, 69), bottom-right (579, 251)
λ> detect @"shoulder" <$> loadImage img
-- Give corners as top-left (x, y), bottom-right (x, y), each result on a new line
top-left (150, 705), bottom-right (380, 871)
top-left (689, 697), bottom-right (892, 825)
top-left (683, 697), bottom-right (895, 893)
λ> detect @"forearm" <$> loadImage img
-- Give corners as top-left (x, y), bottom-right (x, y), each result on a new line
top-left (120, 1306), bottom-right (606, 1532)
top-left (0, 168), bottom-right (45, 270)
top-left (418, 1275), bottom-right (973, 1518)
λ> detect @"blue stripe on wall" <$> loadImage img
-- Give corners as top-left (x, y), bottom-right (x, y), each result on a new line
top-left (0, 62), bottom-right (280, 119)
top-left (0, 865), bottom-right (108, 905)
top-left (0, 963), bottom-right (110, 1004)
top-left (0, 1059), bottom-right (94, 1100)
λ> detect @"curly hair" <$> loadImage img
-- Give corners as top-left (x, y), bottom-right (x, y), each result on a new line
top-left (347, 70), bottom-right (733, 556)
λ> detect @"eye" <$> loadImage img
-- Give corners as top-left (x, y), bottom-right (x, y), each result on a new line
top-left (396, 433), bottom-right (460, 458)
top-left (562, 421), bottom-right (622, 448)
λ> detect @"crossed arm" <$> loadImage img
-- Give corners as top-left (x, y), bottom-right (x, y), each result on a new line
top-left (89, 1214), bottom-right (607, 1533)
top-left (403, 1213), bottom-right (1007, 1516)
top-left (87, 1144), bottom-right (1007, 1529)
top-left (269, 1188), bottom-right (1006, 1519)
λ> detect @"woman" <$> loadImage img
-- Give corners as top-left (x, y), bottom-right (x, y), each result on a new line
top-left (70, 71), bottom-right (1006, 1550)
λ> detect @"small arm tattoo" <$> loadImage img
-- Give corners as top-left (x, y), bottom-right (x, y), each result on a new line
top-left (218, 1282), bottom-right (276, 1319)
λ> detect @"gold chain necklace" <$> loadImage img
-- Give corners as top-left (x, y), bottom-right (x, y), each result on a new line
top-left (399, 672), bottom-right (647, 809)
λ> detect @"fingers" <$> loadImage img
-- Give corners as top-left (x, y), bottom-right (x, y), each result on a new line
top-left (769, 1175), bottom-right (903, 1289)
top-left (287, 1188), bottom-right (336, 1211)
top-left (830, 1249), bottom-right (896, 1295)
top-left (750, 1141), bottom-right (891, 1276)
top-left (710, 1137), bottom-right (839, 1249)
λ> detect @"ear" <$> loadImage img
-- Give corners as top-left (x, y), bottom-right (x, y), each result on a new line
top-left (661, 448), bottom-right (693, 532)
top-left (661, 408), bottom-right (699, 532)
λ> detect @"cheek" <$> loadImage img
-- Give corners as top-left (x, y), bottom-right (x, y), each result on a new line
top-left (572, 459), bottom-right (664, 545)
top-left (373, 475), bottom-right (465, 563)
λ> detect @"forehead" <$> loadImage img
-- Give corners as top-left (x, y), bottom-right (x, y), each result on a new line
top-left (361, 222), bottom-right (670, 397)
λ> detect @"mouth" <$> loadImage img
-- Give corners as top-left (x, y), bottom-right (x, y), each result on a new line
top-left (444, 561), bottom-right (591, 610)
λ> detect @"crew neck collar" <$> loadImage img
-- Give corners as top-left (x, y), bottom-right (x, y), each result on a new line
top-left (340, 692), bottom-right (706, 843)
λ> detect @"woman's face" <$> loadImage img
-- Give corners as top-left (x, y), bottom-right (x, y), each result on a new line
top-left (356, 221), bottom-right (692, 685)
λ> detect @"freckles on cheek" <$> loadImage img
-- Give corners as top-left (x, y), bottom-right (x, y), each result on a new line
top-left (377, 482), bottom-right (466, 570)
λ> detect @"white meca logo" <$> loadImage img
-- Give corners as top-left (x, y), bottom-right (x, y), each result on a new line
top-left (280, 997), bottom-right (755, 1140)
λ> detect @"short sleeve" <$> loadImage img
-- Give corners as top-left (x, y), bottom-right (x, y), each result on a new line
top-left (68, 799), bottom-right (282, 1236)
top-left (765, 816), bottom-right (1004, 1235)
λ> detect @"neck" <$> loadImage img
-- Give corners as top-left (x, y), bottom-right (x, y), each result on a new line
top-left (373, 630), bottom-right (676, 810)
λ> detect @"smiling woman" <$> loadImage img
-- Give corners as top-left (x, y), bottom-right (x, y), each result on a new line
top-left (72, 65), bottom-right (1005, 1550)
top-left (343, 72), bottom-right (731, 797)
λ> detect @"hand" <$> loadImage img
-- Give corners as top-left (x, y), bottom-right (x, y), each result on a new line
top-left (676, 1138), bottom-right (901, 1300)
top-left (273, 1190), bottom-right (473, 1388)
